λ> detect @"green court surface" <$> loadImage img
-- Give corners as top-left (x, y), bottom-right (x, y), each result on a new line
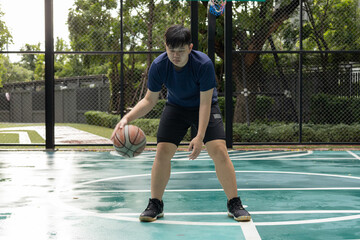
top-left (0, 150), bottom-right (359, 240)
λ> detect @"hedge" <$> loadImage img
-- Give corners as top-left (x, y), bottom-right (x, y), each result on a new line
top-left (310, 94), bottom-right (360, 124)
top-left (85, 111), bottom-right (360, 142)
top-left (233, 123), bottom-right (360, 142)
top-left (218, 95), bottom-right (274, 120)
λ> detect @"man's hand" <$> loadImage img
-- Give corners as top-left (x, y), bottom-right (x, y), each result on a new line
top-left (188, 136), bottom-right (203, 160)
top-left (110, 118), bottom-right (128, 142)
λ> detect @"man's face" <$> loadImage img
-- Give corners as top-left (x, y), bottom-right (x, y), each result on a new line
top-left (165, 43), bottom-right (193, 69)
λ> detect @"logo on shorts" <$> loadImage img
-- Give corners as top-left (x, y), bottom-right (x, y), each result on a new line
top-left (213, 114), bottom-right (222, 119)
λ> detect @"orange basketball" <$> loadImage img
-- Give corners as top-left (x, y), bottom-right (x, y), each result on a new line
top-left (112, 125), bottom-right (146, 158)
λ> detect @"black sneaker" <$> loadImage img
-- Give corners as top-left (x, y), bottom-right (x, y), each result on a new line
top-left (139, 198), bottom-right (164, 222)
top-left (227, 197), bottom-right (251, 222)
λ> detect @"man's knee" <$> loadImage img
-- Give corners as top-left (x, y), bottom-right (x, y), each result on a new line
top-left (206, 140), bottom-right (229, 160)
top-left (155, 142), bottom-right (177, 162)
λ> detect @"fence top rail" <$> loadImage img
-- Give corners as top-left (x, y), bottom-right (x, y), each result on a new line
top-left (1, 75), bottom-right (108, 91)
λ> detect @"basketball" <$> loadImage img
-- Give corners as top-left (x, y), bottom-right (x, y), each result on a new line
top-left (112, 125), bottom-right (147, 158)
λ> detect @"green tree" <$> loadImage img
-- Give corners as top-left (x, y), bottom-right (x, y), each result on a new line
top-left (68, 0), bottom-right (121, 112)
top-left (34, 54), bottom-right (45, 81)
top-left (54, 37), bottom-right (80, 78)
top-left (0, 55), bottom-right (33, 85)
top-left (20, 43), bottom-right (41, 74)
top-left (199, 0), bottom-right (359, 123)
top-left (302, 0), bottom-right (360, 94)
top-left (0, 8), bottom-right (12, 51)
top-left (0, 55), bottom-right (8, 87)
top-left (0, 7), bottom-right (13, 87)
top-left (196, 0), bottom-right (300, 123)
top-left (67, 0), bottom-right (190, 113)
top-left (65, 0), bottom-right (359, 123)
top-left (122, 0), bottom-right (190, 106)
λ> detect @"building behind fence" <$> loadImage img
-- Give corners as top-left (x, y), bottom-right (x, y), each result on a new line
top-left (0, 75), bottom-right (109, 124)
top-left (1, 68), bottom-right (359, 125)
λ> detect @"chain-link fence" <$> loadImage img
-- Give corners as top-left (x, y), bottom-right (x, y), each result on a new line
top-left (230, 0), bottom-right (360, 144)
top-left (0, 0), bottom-right (360, 146)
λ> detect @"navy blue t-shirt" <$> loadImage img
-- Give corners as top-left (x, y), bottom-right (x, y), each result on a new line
top-left (147, 50), bottom-right (218, 108)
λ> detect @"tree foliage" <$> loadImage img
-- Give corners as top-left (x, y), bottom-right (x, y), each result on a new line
top-left (0, 7), bottom-right (13, 86)
top-left (0, 8), bottom-right (12, 51)
top-left (0, 55), bottom-right (34, 85)
top-left (2, 0), bottom-right (360, 121)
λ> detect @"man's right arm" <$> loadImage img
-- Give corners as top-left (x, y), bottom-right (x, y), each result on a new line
top-left (111, 89), bottom-right (159, 140)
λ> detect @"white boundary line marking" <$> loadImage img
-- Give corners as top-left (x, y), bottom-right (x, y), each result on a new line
top-left (77, 157), bottom-right (357, 162)
top-left (228, 150), bottom-right (268, 155)
top-left (112, 210), bottom-right (360, 217)
top-left (170, 151), bottom-right (313, 161)
top-left (91, 213), bottom-right (360, 227)
top-left (348, 151), bottom-right (360, 160)
top-left (261, 151), bottom-right (313, 159)
top-left (241, 220), bottom-right (262, 240)
top-left (52, 196), bottom-right (360, 227)
top-left (60, 171), bottom-right (360, 192)
top-left (229, 151), bottom-right (312, 159)
top-left (107, 150), bottom-right (317, 161)
top-left (62, 170), bottom-right (360, 192)
top-left (52, 170), bottom-right (360, 232)
top-left (74, 187), bottom-right (360, 193)
top-left (255, 214), bottom-right (360, 226)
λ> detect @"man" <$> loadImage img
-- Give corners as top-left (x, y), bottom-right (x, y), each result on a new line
top-left (111, 25), bottom-right (251, 222)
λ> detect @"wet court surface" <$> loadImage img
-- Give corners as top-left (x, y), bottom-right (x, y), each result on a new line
top-left (0, 150), bottom-right (359, 240)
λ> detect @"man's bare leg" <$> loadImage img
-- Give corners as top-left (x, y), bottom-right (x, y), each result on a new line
top-left (140, 142), bottom-right (177, 222)
top-left (150, 142), bottom-right (178, 200)
top-left (205, 139), bottom-right (238, 199)
top-left (205, 139), bottom-right (251, 221)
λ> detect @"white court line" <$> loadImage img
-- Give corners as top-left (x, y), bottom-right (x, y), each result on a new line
top-left (241, 220), bottom-right (262, 240)
top-left (108, 213), bottom-right (360, 227)
top-left (348, 151), bottom-right (360, 160)
top-left (64, 170), bottom-right (360, 191)
top-left (228, 150), bottom-right (268, 155)
top-left (109, 150), bottom-right (315, 161)
top-left (73, 187), bottom-right (360, 193)
top-left (229, 151), bottom-right (310, 158)
top-left (113, 210), bottom-right (360, 217)
top-left (90, 156), bottom-right (357, 162)
top-left (255, 214), bottom-right (360, 226)
top-left (53, 200), bottom-right (360, 227)
top-left (261, 151), bottom-right (313, 159)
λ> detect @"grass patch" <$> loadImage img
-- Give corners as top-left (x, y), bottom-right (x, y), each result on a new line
top-left (0, 123), bottom-right (44, 128)
top-left (0, 133), bottom-right (19, 143)
top-left (0, 123), bottom-right (156, 144)
top-left (57, 123), bottom-right (113, 139)
top-left (28, 130), bottom-right (45, 143)
top-left (57, 123), bottom-right (157, 143)
top-left (0, 130), bottom-right (44, 144)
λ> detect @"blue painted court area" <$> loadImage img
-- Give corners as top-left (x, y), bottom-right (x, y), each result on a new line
top-left (0, 150), bottom-right (360, 240)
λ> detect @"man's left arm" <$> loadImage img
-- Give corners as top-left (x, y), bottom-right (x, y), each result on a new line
top-left (188, 88), bottom-right (214, 160)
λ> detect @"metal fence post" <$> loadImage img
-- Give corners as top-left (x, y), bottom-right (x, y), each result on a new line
top-left (225, 1), bottom-right (233, 148)
top-left (191, 1), bottom-right (199, 140)
top-left (45, 0), bottom-right (55, 149)
top-left (120, 0), bottom-right (125, 118)
top-left (299, 0), bottom-right (303, 143)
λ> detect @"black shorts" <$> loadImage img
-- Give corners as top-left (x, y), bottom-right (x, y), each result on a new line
top-left (157, 102), bottom-right (226, 146)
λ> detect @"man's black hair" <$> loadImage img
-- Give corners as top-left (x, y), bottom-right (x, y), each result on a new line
top-left (164, 25), bottom-right (192, 48)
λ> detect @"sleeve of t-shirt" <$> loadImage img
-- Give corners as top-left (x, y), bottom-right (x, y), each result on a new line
top-left (147, 62), bottom-right (163, 92)
top-left (198, 60), bottom-right (217, 92)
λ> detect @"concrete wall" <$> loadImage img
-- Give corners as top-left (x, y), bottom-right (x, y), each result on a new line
top-left (0, 86), bottom-right (110, 124)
